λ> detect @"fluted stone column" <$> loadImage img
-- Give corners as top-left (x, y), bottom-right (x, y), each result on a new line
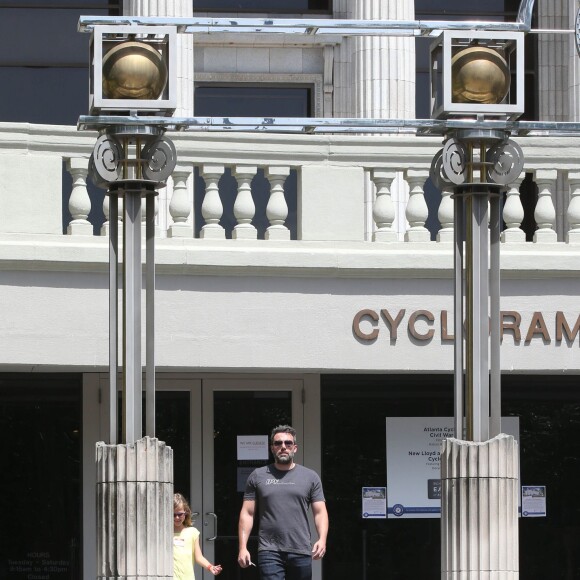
top-left (97, 437), bottom-right (173, 580)
top-left (441, 434), bottom-right (519, 580)
top-left (123, 0), bottom-right (193, 117)
top-left (335, 0), bottom-right (415, 240)
top-left (123, 0), bottom-right (194, 235)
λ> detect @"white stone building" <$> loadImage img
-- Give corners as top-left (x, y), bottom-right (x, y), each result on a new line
top-left (0, 1), bottom-right (579, 579)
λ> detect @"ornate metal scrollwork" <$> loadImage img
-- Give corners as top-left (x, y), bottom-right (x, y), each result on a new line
top-left (486, 139), bottom-right (524, 185)
top-left (90, 134), bottom-right (123, 188)
top-left (430, 148), bottom-right (453, 190)
top-left (442, 137), bottom-right (468, 185)
top-left (140, 136), bottom-right (177, 183)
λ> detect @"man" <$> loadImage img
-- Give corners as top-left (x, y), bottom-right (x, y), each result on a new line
top-left (238, 425), bottom-right (329, 580)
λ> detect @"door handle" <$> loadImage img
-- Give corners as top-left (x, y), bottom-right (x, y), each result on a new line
top-left (205, 512), bottom-right (218, 541)
top-left (190, 511), bottom-right (200, 524)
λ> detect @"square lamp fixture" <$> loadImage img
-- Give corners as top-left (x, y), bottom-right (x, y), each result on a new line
top-left (429, 30), bottom-right (524, 120)
top-left (89, 25), bottom-right (176, 116)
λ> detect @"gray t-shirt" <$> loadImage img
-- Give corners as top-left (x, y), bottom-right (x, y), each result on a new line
top-left (244, 463), bottom-right (326, 556)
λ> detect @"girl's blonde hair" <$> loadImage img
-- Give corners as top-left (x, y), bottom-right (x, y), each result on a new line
top-left (174, 492), bottom-right (193, 527)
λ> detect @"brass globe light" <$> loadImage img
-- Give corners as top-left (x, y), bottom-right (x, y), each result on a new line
top-left (451, 46), bottom-right (510, 105)
top-left (102, 41), bottom-right (168, 100)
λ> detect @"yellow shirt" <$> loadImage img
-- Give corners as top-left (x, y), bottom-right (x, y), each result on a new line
top-left (173, 526), bottom-right (200, 580)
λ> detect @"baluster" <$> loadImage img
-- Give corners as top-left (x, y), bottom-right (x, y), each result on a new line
top-left (501, 174), bottom-right (525, 243)
top-left (404, 169), bottom-right (430, 242)
top-left (168, 166), bottom-right (193, 238)
top-left (66, 158), bottom-right (92, 235)
top-left (200, 165), bottom-right (225, 239)
top-left (265, 166), bottom-right (291, 240)
top-left (533, 169), bottom-right (557, 243)
top-left (437, 186), bottom-right (454, 243)
top-left (370, 169), bottom-right (397, 242)
top-left (566, 171), bottom-right (580, 244)
top-left (233, 165), bottom-right (258, 240)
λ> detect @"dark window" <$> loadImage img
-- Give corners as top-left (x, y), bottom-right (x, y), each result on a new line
top-left (0, 374), bottom-right (82, 580)
top-left (193, 0), bottom-right (331, 14)
top-left (321, 374), bottom-right (580, 580)
top-left (0, 3), bottom-right (119, 125)
top-left (195, 85), bottom-right (311, 118)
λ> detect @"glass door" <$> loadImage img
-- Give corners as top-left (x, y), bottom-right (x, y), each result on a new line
top-left (201, 379), bottom-right (305, 580)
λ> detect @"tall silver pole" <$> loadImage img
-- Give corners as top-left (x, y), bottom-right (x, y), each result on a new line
top-left (123, 188), bottom-right (142, 445)
top-left (489, 194), bottom-right (501, 437)
top-left (109, 192), bottom-right (118, 444)
top-left (146, 193), bottom-right (156, 438)
top-left (453, 193), bottom-right (464, 439)
top-left (469, 191), bottom-right (489, 443)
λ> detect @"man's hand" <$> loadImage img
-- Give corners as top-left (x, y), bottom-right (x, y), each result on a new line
top-left (311, 540), bottom-right (326, 560)
top-left (238, 548), bottom-right (252, 568)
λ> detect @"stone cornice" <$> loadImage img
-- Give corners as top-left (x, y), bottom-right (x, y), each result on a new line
top-left (0, 234), bottom-right (579, 279)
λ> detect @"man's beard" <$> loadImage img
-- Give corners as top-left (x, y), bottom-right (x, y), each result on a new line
top-left (275, 450), bottom-right (294, 464)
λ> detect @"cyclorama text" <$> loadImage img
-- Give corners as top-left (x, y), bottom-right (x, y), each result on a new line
top-left (353, 309), bottom-right (580, 344)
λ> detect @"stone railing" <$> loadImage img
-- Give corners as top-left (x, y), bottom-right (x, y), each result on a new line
top-left (1, 122), bottom-right (579, 245)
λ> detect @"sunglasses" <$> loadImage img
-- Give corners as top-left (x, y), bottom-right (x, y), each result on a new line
top-left (272, 440), bottom-right (295, 447)
top-left (174, 512), bottom-right (187, 518)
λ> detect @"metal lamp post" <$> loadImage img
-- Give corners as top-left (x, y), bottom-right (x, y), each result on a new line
top-left (428, 30), bottom-right (525, 578)
top-left (83, 27), bottom-right (177, 580)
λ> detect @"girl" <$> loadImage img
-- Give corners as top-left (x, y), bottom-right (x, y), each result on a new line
top-left (173, 493), bottom-right (223, 579)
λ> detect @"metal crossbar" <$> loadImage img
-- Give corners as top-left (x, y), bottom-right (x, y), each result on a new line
top-left (78, 0), bottom-right (552, 37)
top-left (78, 115), bottom-right (580, 137)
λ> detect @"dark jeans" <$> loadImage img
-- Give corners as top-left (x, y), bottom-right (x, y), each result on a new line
top-left (258, 550), bottom-right (312, 580)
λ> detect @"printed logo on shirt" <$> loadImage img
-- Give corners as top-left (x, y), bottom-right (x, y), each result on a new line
top-left (265, 478), bottom-right (296, 485)
top-left (174, 538), bottom-right (186, 547)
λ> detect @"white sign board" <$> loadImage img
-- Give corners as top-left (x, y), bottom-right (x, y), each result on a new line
top-left (237, 435), bottom-right (269, 460)
top-left (522, 486), bottom-right (547, 517)
top-left (386, 417), bottom-right (520, 519)
top-left (362, 487), bottom-right (387, 519)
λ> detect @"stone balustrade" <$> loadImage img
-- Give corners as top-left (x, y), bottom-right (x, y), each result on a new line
top-left (1, 123), bottom-right (580, 245)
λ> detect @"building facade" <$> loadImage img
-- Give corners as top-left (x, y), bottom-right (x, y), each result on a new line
top-left (0, 1), bottom-right (579, 579)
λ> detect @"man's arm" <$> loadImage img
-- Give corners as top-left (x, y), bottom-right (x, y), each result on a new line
top-left (238, 499), bottom-right (255, 568)
top-left (311, 500), bottom-right (328, 560)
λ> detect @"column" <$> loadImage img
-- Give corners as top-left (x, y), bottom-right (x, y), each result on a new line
top-left (123, 0), bottom-right (193, 117)
top-left (97, 437), bottom-right (173, 580)
top-left (351, 0), bottom-right (415, 119)
top-left (441, 435), bottom-right (519, 580)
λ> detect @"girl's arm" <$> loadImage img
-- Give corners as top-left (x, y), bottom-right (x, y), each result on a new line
top-left (193, 536), bottom-right (222, 576)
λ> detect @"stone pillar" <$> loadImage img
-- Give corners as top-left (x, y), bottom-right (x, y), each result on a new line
top-left (441, 434), bottom-right (519, 580)
top-left (123, 0), bottom-right (194, 234)
top-left (336, 0), bottom-right (415, 239)
top-left (334, 0), bottom-right (415, 118)
top-left (123, 0), bottom-right (193, 116)
top-left (97, 437), bottom-right (173, 580)
top-left (537, 0), bottom-right (570, 122)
